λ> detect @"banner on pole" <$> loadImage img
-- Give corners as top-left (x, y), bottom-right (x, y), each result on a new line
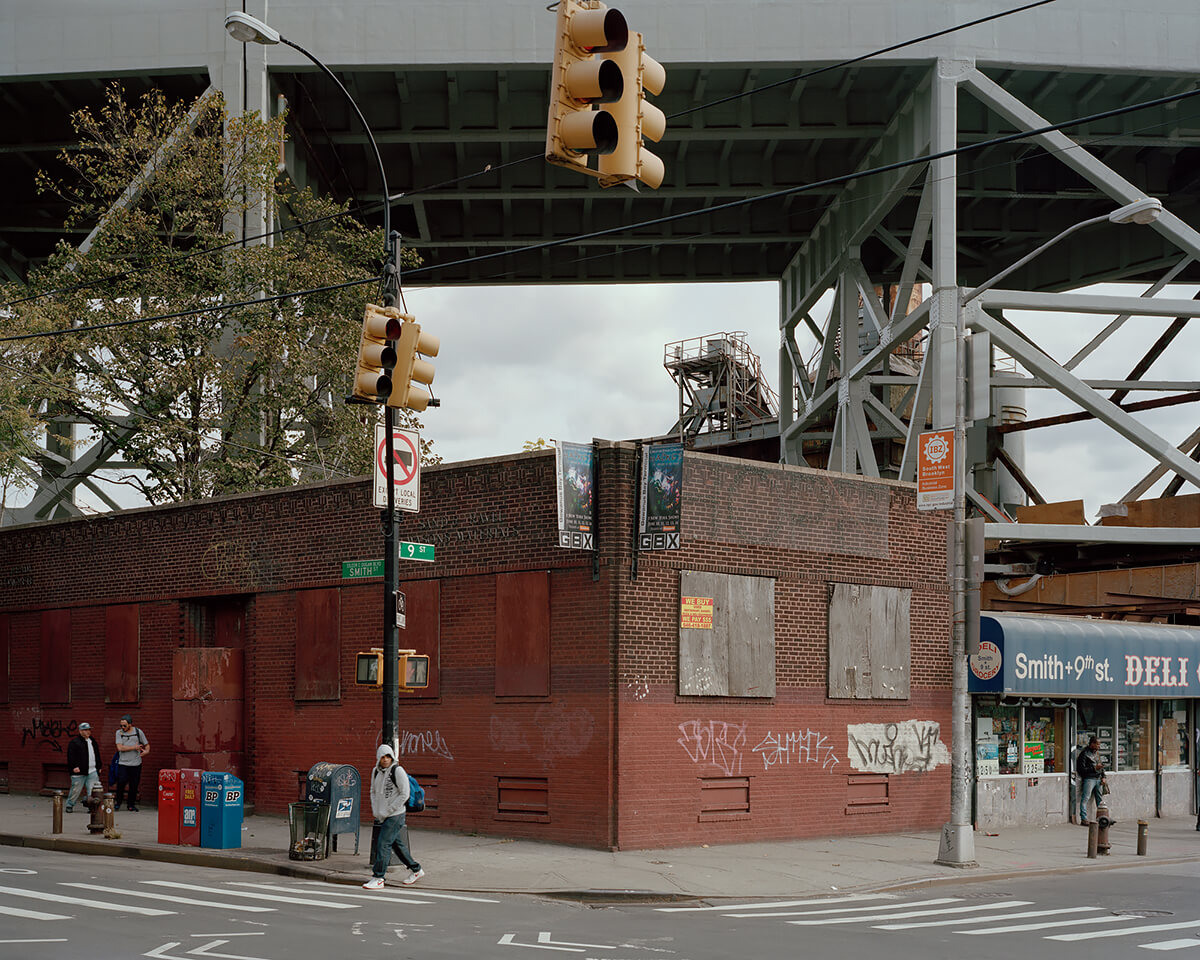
top-left (639, 442), bottom-right (682, 549)
top-left (555, 440), bottom-right (594, 550)
top-left (916, 429), bottom-right (954, 511)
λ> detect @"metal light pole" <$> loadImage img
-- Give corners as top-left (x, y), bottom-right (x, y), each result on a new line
top-left (225, 12), bottom-right (402, 751)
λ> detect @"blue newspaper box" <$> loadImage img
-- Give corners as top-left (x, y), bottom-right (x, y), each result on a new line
top-left (200, 772), bottom-right (244, 849)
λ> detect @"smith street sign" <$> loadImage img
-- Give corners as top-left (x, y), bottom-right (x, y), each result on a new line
top-left (342, 559), bottom-right (384, 579)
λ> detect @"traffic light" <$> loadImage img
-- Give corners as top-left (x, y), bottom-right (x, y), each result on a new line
top-left (355, 649), bottom-right (383, 687)
top-left (354, 648), bottom-right (429, 689)
top-left (352, 303), bottom-right (404, 403)
top-left (598, 31), bottom-right (666, 189)
top-left (387, 317), bottom-right (440, 412)
top-left (545, 0), bottom-right (629, 172)
top-left (401, 652), bottom-right (429, 689)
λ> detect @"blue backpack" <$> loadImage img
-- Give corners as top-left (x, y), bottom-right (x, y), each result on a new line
top-left (390, 766), bottom-right (425, 813)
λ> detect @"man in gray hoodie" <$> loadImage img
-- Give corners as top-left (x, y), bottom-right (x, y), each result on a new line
top-left (363, 743), bottom-right (424, 889)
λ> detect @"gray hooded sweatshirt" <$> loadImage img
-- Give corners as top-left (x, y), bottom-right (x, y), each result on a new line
top-left (369, 744), bottom-right (410, 820)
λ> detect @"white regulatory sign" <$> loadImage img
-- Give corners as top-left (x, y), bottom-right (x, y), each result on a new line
top-left (373, 424), bottom-right (421, 512)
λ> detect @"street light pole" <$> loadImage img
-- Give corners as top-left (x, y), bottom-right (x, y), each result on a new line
top-left (225, 12), bottom-right (402, 751)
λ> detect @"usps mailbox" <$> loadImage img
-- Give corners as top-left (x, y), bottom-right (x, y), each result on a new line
top-left (306, 762), bottom-right (361, 854)
top-left (157, 769), bottom-right (180, 845)
top-left (200, 771), bottom-right (244, 849)
top-left (179, 768), bottom-right (203, 846)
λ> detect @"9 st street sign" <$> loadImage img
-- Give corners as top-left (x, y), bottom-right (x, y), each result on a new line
top-left (373, 423), bottom-right (420, 512)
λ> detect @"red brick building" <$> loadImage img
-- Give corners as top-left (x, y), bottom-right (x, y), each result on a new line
top-left (0, 445), bottom-right (951, 849)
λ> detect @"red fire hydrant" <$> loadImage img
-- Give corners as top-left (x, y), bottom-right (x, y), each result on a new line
top-left (1096, 801), bottom-right (1116, 855)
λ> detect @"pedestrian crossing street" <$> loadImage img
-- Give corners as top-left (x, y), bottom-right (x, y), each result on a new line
top-left (657, 893), bottom-right (1200, 951)
top-left (0, 877), bottom-right (498, 922)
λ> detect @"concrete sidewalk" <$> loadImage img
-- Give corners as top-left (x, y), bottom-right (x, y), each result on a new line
top-left (3, 792), bottom-right (1199, 899)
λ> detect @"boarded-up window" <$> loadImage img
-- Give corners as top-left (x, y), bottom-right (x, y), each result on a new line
top-left (105, 604), bottom-right (140, 703)
top-left (827, 583), bottom-right (911, 699)
top-left (678, 571), bottom-right (775, 698)
top-left (400, 579), bottom-right (440, 698)
top-left (0, 613), bottom-right (9, 703)
top-left (496, 775), bottom-right (549, 822)
top-left (295, 588), bottom-right (340, 701)
top-left (40, 609), bottom-right (70, 703)
top-left (495, 571), bottom-right (550, 697)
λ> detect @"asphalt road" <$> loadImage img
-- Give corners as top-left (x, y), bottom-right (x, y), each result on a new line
top-left (3, 846), bottom-right (1200, 959)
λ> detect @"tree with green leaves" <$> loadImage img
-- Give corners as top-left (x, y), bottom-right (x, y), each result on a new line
top-left (0, 83), bottom-right (437, 518)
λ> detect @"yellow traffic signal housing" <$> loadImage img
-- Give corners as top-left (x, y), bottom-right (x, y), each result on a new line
top-left (355, 649), bottom-right (383, 687)
top-left (598, 31), bottom-right (666, 188)
top-left (388, 317), bottom-right (440, 412)
top-left (355, 648), bottom-right (430, 690)
top-left (401, 652), bottom-right (429, 689)
top-left (545, 0), bottom-right (628, 172)
top-left (352, 303), bottom-right (405, 402)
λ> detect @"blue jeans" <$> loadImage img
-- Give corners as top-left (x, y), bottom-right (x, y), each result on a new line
top-left (1080, 777), bottom-right (1104, 821)
top-left (67, 772), bottom-right (100, 810)
top-left (372, 814), bottom-right (420, 878)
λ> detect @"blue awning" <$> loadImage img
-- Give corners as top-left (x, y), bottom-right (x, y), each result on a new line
top-left (970, 613), bottom-right (1200, 697)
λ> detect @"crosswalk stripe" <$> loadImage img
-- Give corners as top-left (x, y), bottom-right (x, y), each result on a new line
top-left (0, 884), bottom-right (172, 916)
top-left (657, 895), bottom-right (893, 914)
top-left (141, 881), bottom-right (358, 909)
top-left (729, 897), bottom-right (962, 919)
top-left (788, 901), bottom-right (1034, 926)
top-left (877, 905), bottom-right (1104, 931)
top-left (229, 882), bottom-right (434, 904)
top-left (0, 905), bottom-right (71, 921)
top-left (62, 883), bottom-right (274, 913)
top-left (295, 881), bottom-right (500, 904)
top-left (1141, 939), bottom-right (1200, 952)
top-left (1048, 920), bottom-right (1200, 942)
top-left (958, 915), bottom-right (1130, 935)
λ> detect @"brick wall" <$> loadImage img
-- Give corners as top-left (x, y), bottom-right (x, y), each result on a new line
top-left (0, 445), bottom-right (950, 849)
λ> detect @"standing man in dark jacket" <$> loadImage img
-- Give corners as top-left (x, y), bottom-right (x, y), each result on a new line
top-left (1076, 735), bottom-right (1106, 825)
top-left (65, 722), bottom-right (102, 813)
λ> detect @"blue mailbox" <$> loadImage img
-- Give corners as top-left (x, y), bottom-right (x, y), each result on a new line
top-left (200, 772), bottom-right (244, 849)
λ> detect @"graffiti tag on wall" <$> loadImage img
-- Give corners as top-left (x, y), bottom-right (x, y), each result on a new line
top-left (752, 729), bottom-right (840, 770)
top-left (398, 729), bottom-right (454, 761)
top-left (677, 719), bottom-right (747, 776)
top-left (846, 720), bottom-right (950, 774)
top-left (21, 717), bottom-right (77, 753)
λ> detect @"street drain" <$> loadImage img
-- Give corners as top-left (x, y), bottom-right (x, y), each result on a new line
top-left (1113, 909), bottom-right (1173, 918)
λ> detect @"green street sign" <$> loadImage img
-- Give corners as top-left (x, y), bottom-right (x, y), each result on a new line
top-left (342, 559), bottom-right (384, 579)
top-left (399, 541), bottom-right (435, 563)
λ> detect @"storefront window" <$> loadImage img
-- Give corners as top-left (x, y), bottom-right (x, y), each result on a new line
top-left (981, 703), bottom-right (1022, 775)
top-left (1118, 700), bottom-right (1153, 771)
top-left (1076, 699), bottom-right (1115, 770)
top-left (1024, 707), bottom-right (1066, 773)
top-left (1159, 699), bottom-right (1190, 770)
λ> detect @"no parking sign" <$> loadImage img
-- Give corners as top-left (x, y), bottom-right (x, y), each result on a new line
top-left (373, 423), bottom-right (420, 512)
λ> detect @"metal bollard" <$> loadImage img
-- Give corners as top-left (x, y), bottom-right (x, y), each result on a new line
top-left (1137, 819), bottom-right (1148, 856)
top-left (52, 791), bottom-right (64, 834)
top-left (1087, 820), bottom-right (1098, 858)
top-left (1096, 802), bottom-right (1115, 855)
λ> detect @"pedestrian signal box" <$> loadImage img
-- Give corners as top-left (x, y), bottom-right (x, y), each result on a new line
top-left (355, 648), bottom-right (429, 690)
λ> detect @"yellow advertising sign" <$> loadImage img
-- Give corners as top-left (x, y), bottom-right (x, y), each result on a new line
top-left (680, 596), bottom-right (714, 629)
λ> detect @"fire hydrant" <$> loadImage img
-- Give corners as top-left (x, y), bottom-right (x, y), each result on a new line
top-left (85, 786), bottom-right (110, 835)
top-left (1096, 801), bottom-right (1116, 855)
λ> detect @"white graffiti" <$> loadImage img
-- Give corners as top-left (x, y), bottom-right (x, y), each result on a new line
top-left (846, 720), bottom-right (950, 774)
top-left (397, 729), bottom-right (454, 761)
top-left (626, 677), bottom-right (650, 701)
top-left (752, 729), bottom-right (840, 771)
top-left (536, 703), bottom-right (595, 757)
top-left (677, 719), bottom-right (747, 776)
top-left (488, 716), bottom-right (530, 752)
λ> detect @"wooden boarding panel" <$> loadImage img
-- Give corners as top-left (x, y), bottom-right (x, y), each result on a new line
top-left (104, 604), bottom-right (140, 703)
top-left (39, 609), bottom-right (70, 704)
top-left (295, 587), bottom-right (340, 701)
top-left (495, 572), bottom-right (550, 697)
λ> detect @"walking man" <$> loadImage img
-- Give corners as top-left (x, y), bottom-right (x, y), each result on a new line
top-left (114, 714), bottom-right (149, 812)
top-left (363, 744), bottom-right (423, 889)
top-left (65, 722), bottom-right (102, 813)
top-left (1076, 735), bottom-right (1106, 825)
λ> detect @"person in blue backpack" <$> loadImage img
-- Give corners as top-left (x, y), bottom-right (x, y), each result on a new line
top-left (363, 743), bottom-right (424, 889)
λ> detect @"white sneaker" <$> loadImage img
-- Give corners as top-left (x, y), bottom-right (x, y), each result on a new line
top-left (402, 868), bottom-right (424, 885)
top-left (362, 877), bottom-right (385, 890)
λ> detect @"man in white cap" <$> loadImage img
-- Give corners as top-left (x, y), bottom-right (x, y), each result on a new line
top-left (363, 743), bottom-right (423, 889)
top-left (65, 722), bottom-right (101, 813)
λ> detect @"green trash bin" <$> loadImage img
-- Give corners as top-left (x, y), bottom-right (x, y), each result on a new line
top-left (288, 801), bottom-right (331, 860)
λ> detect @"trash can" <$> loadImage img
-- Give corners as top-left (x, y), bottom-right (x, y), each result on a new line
top-left (200, 772), bottom-right (244, 849)
top-left (179, 768), bottom-right (203, 846)
top-left (288, 801), bottom-right (331, 860)
top-left (306, 762), bottom-right (361, 854)
top-left (157, 769), bottom-right (180, 845)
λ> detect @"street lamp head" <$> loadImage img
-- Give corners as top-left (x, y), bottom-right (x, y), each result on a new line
top-left (1109, 197), bottom-right (1163, 225)
top-left (224, 12), bottom-right (281, 45)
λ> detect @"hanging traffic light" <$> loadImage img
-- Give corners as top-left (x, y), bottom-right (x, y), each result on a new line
top-left (598, 31), bottom-right (666, 189)
top-left (545, 0), bottom-right (628, 173)
top-left (387, 317), bottom-right (440, 412)
top-left (352, 303), bottom-right (404, 403)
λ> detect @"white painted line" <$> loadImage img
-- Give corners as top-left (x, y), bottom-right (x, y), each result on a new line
top-left (498, 933), bottom-right (581, 952)
top-left (746, 897), bottom-right (963, 920)
top-left (0, 905), bottom-right (71, 921)
top-left (1141, 940), bottom-right (1200, 952)
top-left (877, 905), bottom-right (1103, 930)
top-left (142, 881), bottom-right (358, 909)
top-left (297, 881), bottom-right (500, 903)
top-left (63, 883), bottom-right (274, 913)
top-left (0, 884), bottom-right (172, 916)
top-left (537, 931), bottom-right (617, 949)
top-left (188, 933), bottom-right (266, 938)
top-left (1049, 920), bottom-right (1200, 942)
top-left (188, 938), bottom-right (275, 960)
top-left (657, 895), bottom-right (893, 913)
top-left (959, 915), bottom-right (1131, 935)
top-left (0, 938), bottom-right (70, 943)
top-left (229, 882), bottom-right (432, 905)
top-left (787, 901), bottom-right (1032, 926)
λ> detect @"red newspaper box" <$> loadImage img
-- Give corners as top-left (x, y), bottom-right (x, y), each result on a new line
top-left (157, 769), bottom-right (181, 844)
top-left (179, 768), bottom-right (203, 846)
